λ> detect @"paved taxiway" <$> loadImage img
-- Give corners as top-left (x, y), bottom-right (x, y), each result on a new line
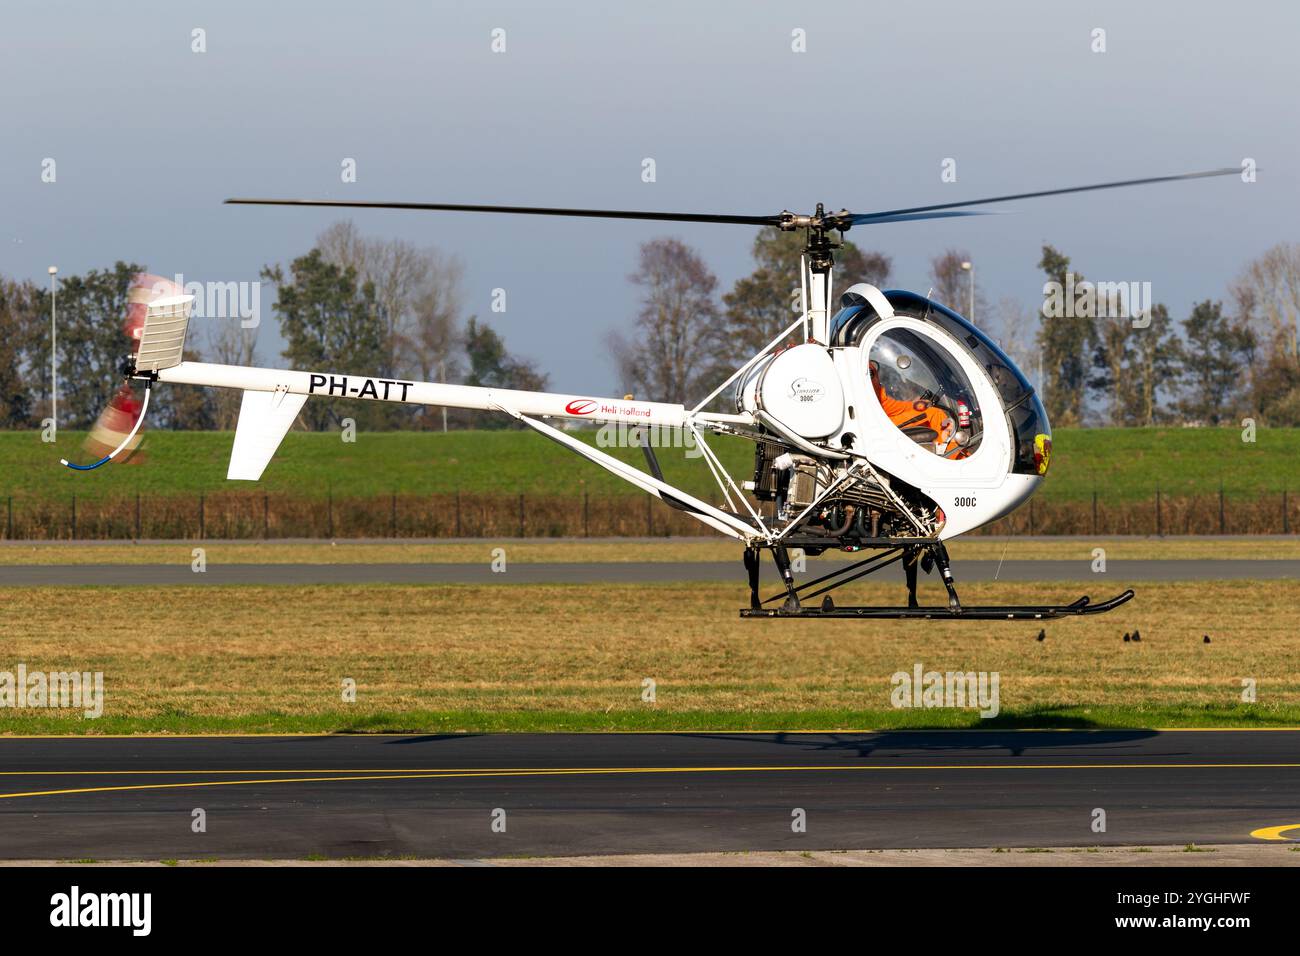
top-left (0, 558), bottom-right (1291, 586)
top-left (1, 731), bottom-right (1297, 859)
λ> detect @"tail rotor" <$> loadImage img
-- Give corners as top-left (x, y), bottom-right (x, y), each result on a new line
top-left (60, 274), bottom-right (189, 471)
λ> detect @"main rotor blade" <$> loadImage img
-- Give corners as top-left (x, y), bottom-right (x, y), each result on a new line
top-left (227, 166), bottom-right (1238, 229)
top-left (849, 210), bottom-right (992, 226)
top-left (225, 197), bottom-right (781, 227)
top-left (849, 167), bottom-right (1240, 224)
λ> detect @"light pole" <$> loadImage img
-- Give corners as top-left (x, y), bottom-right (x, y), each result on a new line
top-left (48, 266), bottom-right (58, 437)
top-left (960, 260), bottom-right (974, 325)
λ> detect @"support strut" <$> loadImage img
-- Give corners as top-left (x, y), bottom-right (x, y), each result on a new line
top-left (930, 541), bottom-right (961, 611)
top-left (903, 546), bottom-right (920, 609)
top-left (772, 546), bottom-right (800, 611)
top-left (744, 547), bottom-right (761, 610)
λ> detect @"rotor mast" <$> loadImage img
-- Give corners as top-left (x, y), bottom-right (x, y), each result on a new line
top-left (778, 202), bottom-right (853, 344)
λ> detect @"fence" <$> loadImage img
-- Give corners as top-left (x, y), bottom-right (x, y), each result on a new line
top-left (0, 492), bottom-right (718, 540)
top-left (1, 488), bottom-right (1297, 540)
top-left (975, 488), bottom-right (1295, 536)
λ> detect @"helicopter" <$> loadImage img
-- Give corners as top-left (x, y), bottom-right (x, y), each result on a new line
top-left (63, 167), bottom-right (1240, 619)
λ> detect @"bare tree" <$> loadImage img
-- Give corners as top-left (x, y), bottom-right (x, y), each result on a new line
top-left (401, 251), bottom-right (464, 383)
top-left (928, 249), bottom-right (983, 319)
top-left (316, 220), bottom-right (465, 383)
top-left (402, 257), bottom-right (465, 429)
top-left (987, 297), bottom-right (1042, 388)
top-left (205, 319), bottom-right (259, 429)
top-left (608, 238), bottom-right (719, 404)
top-left (1232, 242), bottom-right (1300, 363)
top-left (1230, 243), bottom-right (1300, 422)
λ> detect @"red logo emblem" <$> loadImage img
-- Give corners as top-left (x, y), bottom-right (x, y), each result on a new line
top-left (565, 399), bottom-right (598, 415)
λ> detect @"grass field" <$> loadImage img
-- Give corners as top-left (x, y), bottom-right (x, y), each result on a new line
top-left (3, 536), bottom-right (1300, 564)
top-left (3, 426), bottom-right (1297, 502)
top-left (1, 578), bottom-right (1295, 734)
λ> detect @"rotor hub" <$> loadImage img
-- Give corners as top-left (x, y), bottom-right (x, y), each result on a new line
top-left (777, 202), bottom-right (854, 234)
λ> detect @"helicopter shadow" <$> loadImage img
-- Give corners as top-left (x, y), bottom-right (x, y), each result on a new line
top-left (679, 722), bottom-right (1165, 759)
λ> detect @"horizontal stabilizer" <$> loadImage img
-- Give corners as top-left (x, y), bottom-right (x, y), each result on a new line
top-left (227, 387), bottom-right (308, 480)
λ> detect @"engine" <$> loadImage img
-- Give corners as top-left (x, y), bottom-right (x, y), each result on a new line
top-left (746, 438), bottom-right (940, 547)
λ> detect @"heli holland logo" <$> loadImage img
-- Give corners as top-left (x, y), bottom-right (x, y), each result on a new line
top-left (789, 378), bottom-right (825, 403)
top-left (565, 399), bottom-right (598, 415)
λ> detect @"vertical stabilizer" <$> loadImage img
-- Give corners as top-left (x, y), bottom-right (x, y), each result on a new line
top-left (227, 386), bottom-right (308, 480)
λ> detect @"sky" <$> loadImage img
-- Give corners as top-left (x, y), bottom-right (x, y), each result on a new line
top-left (2, 0), bottom-right (1295, 395)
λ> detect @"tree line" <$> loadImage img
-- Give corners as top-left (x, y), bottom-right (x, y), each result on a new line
top-left (0, 222), bottom-right (546, 432)
top-left (615, 232), bottom-right (1300, 428)
top-left (1, 224), bottom-right (1297, 430)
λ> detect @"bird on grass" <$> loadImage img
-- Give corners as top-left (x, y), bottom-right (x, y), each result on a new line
top-left (1123, 632), bottom-right (1131, 643)
top-left (1036, 629), bottom-right (1046, 642)
top-left (1203, 634), bottom-right (1212, 644)
top-left (1132, 629), bottom-right (1142, 642)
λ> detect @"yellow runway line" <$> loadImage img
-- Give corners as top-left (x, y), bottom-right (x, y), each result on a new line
top-left (1250, 823), bottom-right (1300, 841)
top-left (3, 760), bottom-right (1300, 778)
top-left (3, 761), bottom-right (1300, 801)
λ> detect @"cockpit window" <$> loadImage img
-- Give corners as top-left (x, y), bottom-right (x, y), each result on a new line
top-left (831, 289), bottom-right (1052, 475)
top-left (1008, 390), bottom-right (1052, 476)
top-left (869, 328), bottom-right (982, 458)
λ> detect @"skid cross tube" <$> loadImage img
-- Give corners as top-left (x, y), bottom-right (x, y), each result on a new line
top-left (758, 546), bottom-right (907, 608)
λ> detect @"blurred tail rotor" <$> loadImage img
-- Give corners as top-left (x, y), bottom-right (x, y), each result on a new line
top-left (61, 274), bottom-right (185, 471)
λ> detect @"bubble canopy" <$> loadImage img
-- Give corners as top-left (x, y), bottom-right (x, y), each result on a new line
top-left (831, 290), bottom-right (1052, 476)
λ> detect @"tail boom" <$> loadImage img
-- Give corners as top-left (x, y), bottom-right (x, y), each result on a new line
top-left (157, 361), bottom-right (705, 429)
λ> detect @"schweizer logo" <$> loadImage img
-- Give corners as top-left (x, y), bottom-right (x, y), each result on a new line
top-left (565, 399), bottom-right (598, 415)
top-left (789, 377), bottom-right (826, 403)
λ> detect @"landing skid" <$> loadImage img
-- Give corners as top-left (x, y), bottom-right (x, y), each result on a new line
top-left (740, 541), bottom-right (1135, 621)
top-left (741, 590), bottom-right (1136, 620)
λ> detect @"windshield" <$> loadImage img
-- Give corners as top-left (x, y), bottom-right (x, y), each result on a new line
top-left (881, 291), bottom-right (1034, 407)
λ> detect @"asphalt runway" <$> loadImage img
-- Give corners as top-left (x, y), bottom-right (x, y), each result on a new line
top-left (0, 558), bottom-right (1291, 586)
top-left (1, 731), bottom-right (1298, 860)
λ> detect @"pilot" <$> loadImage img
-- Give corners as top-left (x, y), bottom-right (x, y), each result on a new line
top-left (869, 360), bottom-right (968, 458)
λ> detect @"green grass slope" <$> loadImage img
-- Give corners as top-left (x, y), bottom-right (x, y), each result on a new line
top-left (1, 428), bottom-right (751, 500)
top-left (1, 426), bottom-right (1295, 501)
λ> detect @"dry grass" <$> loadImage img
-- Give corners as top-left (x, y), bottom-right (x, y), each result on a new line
top-left (0, 579), bottom-right (1296, 732)
top-left (1, 536), bottom-right (1299, 566)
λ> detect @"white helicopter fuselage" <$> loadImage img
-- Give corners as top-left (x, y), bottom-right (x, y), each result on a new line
top-left (99, 175), bottom-right (1196, 616)
top-left (89, 252), bottom-right (1132, 618)
top-left (143, 272), bottom-right (1046, 546)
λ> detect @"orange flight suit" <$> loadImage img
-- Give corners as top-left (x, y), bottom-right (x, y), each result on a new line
top-left (873, 380), bottom-right (966, 458)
